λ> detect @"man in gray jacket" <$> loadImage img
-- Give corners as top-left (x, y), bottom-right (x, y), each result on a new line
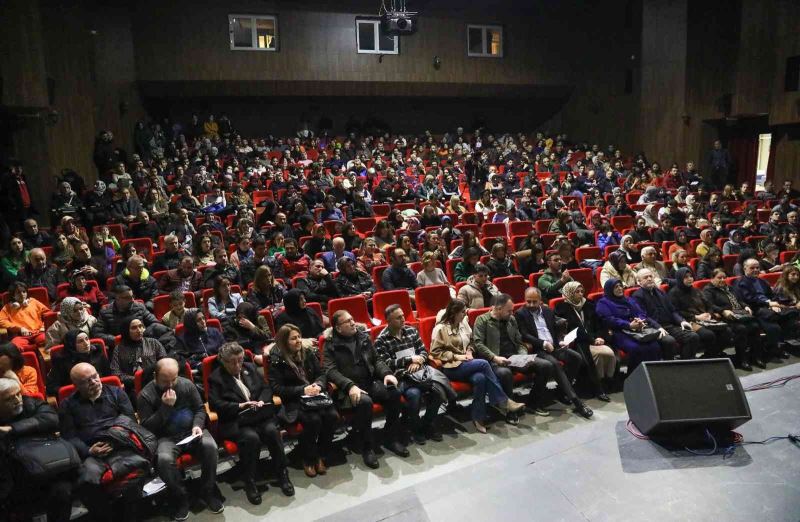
top-left (137, 358), bottom-right (223, 520)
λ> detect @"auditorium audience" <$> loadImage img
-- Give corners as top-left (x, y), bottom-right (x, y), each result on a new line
top-left (6, 117), bottom-right (800, 516)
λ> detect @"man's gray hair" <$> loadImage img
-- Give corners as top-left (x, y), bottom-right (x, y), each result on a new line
top-left (219, 342), bottom-right (245, 361)
top-left (635, 268), bottom-right (653, 281)
top-left (0, 377), bottom-right (20, 395)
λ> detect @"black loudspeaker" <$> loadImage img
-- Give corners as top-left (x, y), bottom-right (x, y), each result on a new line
top-left (624, 359), bottom-right (751, 438)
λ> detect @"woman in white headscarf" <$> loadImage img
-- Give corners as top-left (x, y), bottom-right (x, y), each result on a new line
top-left (45, 297), bottom-right (97, 349)
top-left (554, 281), bottom-right (616, 400)
top-left (637, 203), bottom-right (660, 228)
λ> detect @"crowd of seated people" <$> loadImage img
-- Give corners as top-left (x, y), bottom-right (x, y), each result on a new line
top-left (1, 120), bottom-right (800, 519)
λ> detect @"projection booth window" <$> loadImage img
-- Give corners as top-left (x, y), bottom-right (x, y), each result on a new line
top-left (467, 24), bottom-right (503, 58)
top-left (229, 14), bottom-right (278, 51)
top-left (356, 18), bottom-right (399, 54)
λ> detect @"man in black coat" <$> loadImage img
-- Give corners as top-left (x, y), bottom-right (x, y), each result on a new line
top-left (208, 342), bottom-right (293, 506)
top-left (92, 286), bottom-right (169, 348)
top-left (111, 188), bottom-right (143, 225)
top-left (632, 268), bottom-right (712, 360)
top-left (113, 256), bottom-right (158, 311)
top-left (0, 377), bottom-right (73, 522)
top-left (294, 259), bottom-right (340, 309)
top-left (515, 288), bottom-right (592, 418)
top-left (19, 219), bottom-right (51, 250)
top-left (323, 310), bottom-right (407, 469)
top-left (381, 248), bottom-right (418, 295)
top-left (0, 160), bottom-right (37, 232)
top-left (58, 362), bottom-right (151, 521)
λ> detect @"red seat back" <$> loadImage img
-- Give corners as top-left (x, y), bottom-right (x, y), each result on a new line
top-left (373, 290), bottom-right (414, 323)
top-left (493, 275), bottom-right (528, 304)
top-left (328, 295), bottom-right (373, 326)
top-left (414, 284), bottom-right (452, 319)
top-left (58, 376), bottom-right (122, 404)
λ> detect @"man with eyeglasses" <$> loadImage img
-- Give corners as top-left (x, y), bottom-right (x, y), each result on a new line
top-left (59, 363), bottom-right (154, 520)
top-left (323, 310), bottom-right (408, 469)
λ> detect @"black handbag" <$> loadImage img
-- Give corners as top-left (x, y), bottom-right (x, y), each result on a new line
top-left (404, 366), bottom-right (435, 391)
top-left (622, 326), bottom-right (661, 342)
top-left (300, 393), bottom-right (333, 411)
top-left (9, 436), bottom-right (80, 482)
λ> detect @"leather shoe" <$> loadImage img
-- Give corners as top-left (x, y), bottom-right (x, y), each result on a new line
top-left (412, 431), bottom-right (427, 445)
top-left (737, 361), bottom-right (753, 372)
top-left (384, 439), bottom-right (410, 457)
top-left (315, 458), bottom-right (327, 475)
top-left (573, 400), bottom-right (593, 419)
top-left (505, 412), bottom-right (519, 425)
top-left (362, 449), bottom-right (380, 469)
top-left (278, 469), bottom-right (295, 497)
top-left (425, 426), bottom-right (443, 442)
top-left (303, 463), bottom-right (317, 478)
top-left (243, 480), bottom-right (262, 505)
top-left (755, 358), bottom-right (768, 369)
top-left (597, 392), bottom-right (611, 402)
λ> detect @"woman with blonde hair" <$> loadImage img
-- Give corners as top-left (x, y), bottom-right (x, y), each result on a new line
top-left (268, 324), bottom-right (337, 477)
top-left (445, 195), bottom-right (466, 215)
top-left (774, 265), bottom-right (800, 308)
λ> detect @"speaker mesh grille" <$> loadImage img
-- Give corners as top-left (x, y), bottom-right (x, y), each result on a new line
top-left (648, 362), bottom-right (749, 421)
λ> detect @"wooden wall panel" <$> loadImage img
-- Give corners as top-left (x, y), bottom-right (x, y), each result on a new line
top-left (0, 0), bottom-right (49, 108)
top-left (90, 4), bottom-right (147, 162)
top-left (768, 0), bottom-right (800, 126)
top-left (131, 0), bottom-right (569, 87)
top-left (732, 0), bottom-right (776, 117)
top-left (637, 0), bottom-right (688, 164)
top-left (40, 3), bottom-right (97, 186)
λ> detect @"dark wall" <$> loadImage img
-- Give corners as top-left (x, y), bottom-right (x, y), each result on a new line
top-left (131, 0), bottom-right (571, 88)
top-left (150, 95), bottom-right (569, 137)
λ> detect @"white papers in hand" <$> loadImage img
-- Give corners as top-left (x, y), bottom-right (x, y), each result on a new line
top-left (562, 328), bottom-right (579, 346)
top-left (143, 478), bottom-right (166, 496)
top-left (176, 432), bottom-right (201, 446)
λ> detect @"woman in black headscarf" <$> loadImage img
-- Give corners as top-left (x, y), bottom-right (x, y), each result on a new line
top-left (667, 267), bottom-right (742, 366)
top-left (223, 302), bottom-right (274, 365)
top-left (595, 279), bottom-right (662, 373)
top-left (46, 330), bottom-right (111, 395)
top-left (111, 316), bottom-right (167, 394)
top-left (274, 289), bottom-right (323, 344)
top-left (176, 309), bottom-right (225, 369)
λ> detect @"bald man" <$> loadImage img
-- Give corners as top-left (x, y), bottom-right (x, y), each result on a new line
top-left (137, 358), bottom-right (222, 518)
top-left (321, 236), bottom-right (356, 272)
top-left (58, 362), bottom-right (138, 520)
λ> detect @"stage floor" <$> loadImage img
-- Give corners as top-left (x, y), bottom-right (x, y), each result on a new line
top-left (175, 360), bottom-right (800, 522)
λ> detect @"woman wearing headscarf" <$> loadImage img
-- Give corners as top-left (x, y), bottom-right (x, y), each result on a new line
top-left (273, 289), bottom-right (324, 345)
top-left (46, 330), bottom-right (111, 395)
top-left (83, 180), bottom-right (113, 227)
top-left (554, 282), bottom-right (615, 400)
top-left (722, 229), bottom-right (745, 256)
top-left (111, 316), bottom-right (167, 393)
top-left (638, 203), bottom-right (660, 228)
top-left (224, 302), bottom-right (273, 365)
top-left (45, 297), bottom-right (97, 349)
top-left (667, 267), bottom-right (734, 359)
top-left (595, 279), bottom-right (662, 373)
top-left (600, 250), bottom-right (637, 288)
top-left (618, 234), bottom-right (642, 264)
top-left (176, 309), bottom-right (225, 369)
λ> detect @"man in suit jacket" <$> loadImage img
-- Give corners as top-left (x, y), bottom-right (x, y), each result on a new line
top-left (515, 288), bottom-right (593, 418)
top-left (208, 342), bottom-right (293, 506)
